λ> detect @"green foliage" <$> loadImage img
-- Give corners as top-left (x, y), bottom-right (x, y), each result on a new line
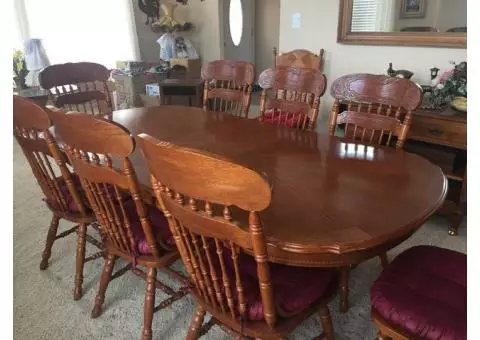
top-left (13, 50), bottom-right (28, 78)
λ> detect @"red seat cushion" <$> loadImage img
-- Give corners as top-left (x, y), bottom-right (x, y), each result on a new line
top-left (124, 199), bottom-right (175, 255)
top-left (56, 173), bottom-right (87, 213)
top-left (371, 245), bottom-right (466, 340)
top-left (56, 174), bottom-right (130, 213)
top-left (206, 246), bottom-right (337, 321)
top-left (260, 109), bottom-right (310, 129)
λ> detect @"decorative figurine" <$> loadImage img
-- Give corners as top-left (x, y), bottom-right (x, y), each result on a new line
top-left (387, 62), bottom-right (414, 79)
top-left (430, 67), bottom-right (440, 86)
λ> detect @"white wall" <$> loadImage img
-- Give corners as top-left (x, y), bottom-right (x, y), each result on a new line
top-left (394, 0), bottom-right (467, 32)
top-left (436, 0), bottom-right (467, 32)
top-left (279, 0), bottom-right (467, 132)
top-left (255, 0), bottom-right (281, 73)
top-left (394, 0), bottom-right (440, 31)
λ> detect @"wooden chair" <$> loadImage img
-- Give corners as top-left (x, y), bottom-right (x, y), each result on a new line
top-left (400, 26), bottom-right (439, 32)
top-left (446, 26), bottom-right (467, 33)
top-left (138, 134), bottom-right (338, 340)
top-left (39, 62), bottom-right (114, 117)
top-left (258, 66), bottom-right (327, 131)
top-left (201, 60), bottom-right (256, 118)
top-left (13, 96), bottom-right (101, 300)
top-left (328, 74), bottom-right (422, 313)
top-left (371, 246), bottom-right (466, 340)
top-left (328, 73), bottom-right (423, 149)
top-left (53, 113), bottom-right (188, 340)
top-left (273, 47), bottom-right (325, 71)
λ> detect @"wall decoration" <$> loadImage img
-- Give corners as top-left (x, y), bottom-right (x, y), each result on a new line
top-left (138, 0), bottom-right (205, 32)
top-left (386, 62), bottom-right (414, 79)
top-left (399, 0), bottom-right (426, 19)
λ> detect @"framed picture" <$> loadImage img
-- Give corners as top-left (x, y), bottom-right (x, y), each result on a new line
top-left (400, 0), bottom-right (426, 19)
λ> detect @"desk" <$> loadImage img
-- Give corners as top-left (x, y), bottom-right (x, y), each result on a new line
top-left (14, 87), bottom-right (49, 107)
top-left (158, 79), bottom-right (204, 107)
top-left (405, 107), bottom-right (467, 235)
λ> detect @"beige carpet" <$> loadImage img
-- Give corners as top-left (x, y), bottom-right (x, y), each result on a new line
top-left (13, 140), bottom-right (466, 340)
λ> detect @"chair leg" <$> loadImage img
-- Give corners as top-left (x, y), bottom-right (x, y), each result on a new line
top-left (376, 330), bottom-right (390, 340)
top-left (91, 253), bottom-right (116, 318)
top-left (187, 304), bottom-right (206, 340)
top-left (319, 306), bottom-right (335, 340)
top-left (40, 215), bottom-right (60, 270)
top-left (74, 223), bottom-right (88, 300)
top-left (141, 267), bottom-right (157, 340)
top-left (339, 266), bottom-right (349, 313)
top-left (379, 252), bottom-right (389, 269)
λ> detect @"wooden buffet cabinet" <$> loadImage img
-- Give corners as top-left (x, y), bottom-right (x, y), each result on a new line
top-left (404, 107), bottom-right (467, 235)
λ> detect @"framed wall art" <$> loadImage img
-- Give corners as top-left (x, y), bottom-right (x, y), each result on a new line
top-left (400, 0), bottom-right (426, 19)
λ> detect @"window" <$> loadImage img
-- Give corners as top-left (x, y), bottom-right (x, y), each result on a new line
top-left (15, 0), bottom-right (140, 68)
top-left (229, 0), bottom-right (243, 46)
top-left (351, 0), bottom-right (378, 32)
top-left (351, 0), bottom-right (395, 32)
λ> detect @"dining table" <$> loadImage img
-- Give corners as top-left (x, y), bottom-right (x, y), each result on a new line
top-left (67, 105), bottom-right (448, 312)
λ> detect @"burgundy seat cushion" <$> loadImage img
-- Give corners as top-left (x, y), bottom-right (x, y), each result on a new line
top-left (56, 174), bottom-right (130, 213)
top-left (124, 199), bottom-right (175, 255)
top-left (371, 245), bottom-right (466, 340)
top-left (206, 246), bottom-right (337, 321)
top-left (260, 109), bottom-right (310, 129)
top-left (56, 174), bottom-right (87, 213)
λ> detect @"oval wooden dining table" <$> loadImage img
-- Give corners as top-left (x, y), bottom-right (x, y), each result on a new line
top-left (97, 105), bottom-right (447, 311)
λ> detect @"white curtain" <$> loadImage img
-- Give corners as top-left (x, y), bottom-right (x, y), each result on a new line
top-left (375, 0), bottom-right (396, 32)
top-left (15, 0), bottom-right (141, 68)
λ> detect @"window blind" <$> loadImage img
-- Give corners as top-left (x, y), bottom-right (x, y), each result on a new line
top-left (351, 0), bottom-right (378, 32)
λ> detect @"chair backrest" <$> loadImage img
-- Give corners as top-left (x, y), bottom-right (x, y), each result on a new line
top-left (446, 26), bottom-right (467, 33)
top-left (137, 134), bottom-right (281, 328)
top-left (201, 60), bottom-right (256, 118)
top-left (328, 73), bottom-right (423, 149)
top-left (258, 66), bottom-right (327, 131)
top-left (53, 112), bottom-right (171, 260)
top-left (273, 48), bottom-right (325, 72)
top-left (39, 62), bottom-right (113, 117)
top-left (401, 26), bottom-right (439, 32)
top-left (13, 96), bottom-right (88, 216)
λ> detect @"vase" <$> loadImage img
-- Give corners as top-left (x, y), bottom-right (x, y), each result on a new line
top-left (14, 76), bottom-right (28, 89)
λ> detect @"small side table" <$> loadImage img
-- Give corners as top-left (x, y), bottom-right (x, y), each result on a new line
top-left (158, 79), bottom-right (204, 107)
top-left (14, 87), bottom-right (49, 107)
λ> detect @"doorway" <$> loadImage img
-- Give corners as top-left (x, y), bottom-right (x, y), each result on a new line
top-left (221, 0), bottom-right (255, 63)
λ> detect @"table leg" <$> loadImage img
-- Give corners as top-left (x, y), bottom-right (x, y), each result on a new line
top-left (448, 211), bottom-right (463, 236)
top-left (339, 266), bottom-right (349, 313)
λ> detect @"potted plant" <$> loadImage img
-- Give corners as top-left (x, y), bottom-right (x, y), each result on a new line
top-left (13, 50), bottom-right (28, 89)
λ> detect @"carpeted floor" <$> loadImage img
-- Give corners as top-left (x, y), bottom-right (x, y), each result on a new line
top-left (13, 140), bottom-right (466, 340)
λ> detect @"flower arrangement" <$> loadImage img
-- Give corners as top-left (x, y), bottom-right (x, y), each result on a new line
top-left (433, 61), bottom-right (467, 101)
top-left (13, 49), bottom-right (28, 89)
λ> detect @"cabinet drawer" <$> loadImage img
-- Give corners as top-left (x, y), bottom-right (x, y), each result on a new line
top-left (408, 115), bottom-right (466, 149)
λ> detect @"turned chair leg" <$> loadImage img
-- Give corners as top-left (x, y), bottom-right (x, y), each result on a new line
top-left (339, 266), bottom-right (349, 313)
top-left (40, 215), bottom-right (60, 270)
top-left (141, 267), bottom-right (157, 340)
top-left (187, 304), bottom-right (206, 340)
top-left (376, 330), bottom-right (390, 340)
top-left (379, 252), bottom-right (389, 269)
top-left (91, 253), bottom-right (117, 318)
top-left (319, 306), bottom-right (335, 340)
top-left (74, 223), bottom-right (88, 300)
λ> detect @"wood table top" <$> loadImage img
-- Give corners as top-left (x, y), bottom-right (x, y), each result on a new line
top-left (110, 106), bottom-right (447, 265)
